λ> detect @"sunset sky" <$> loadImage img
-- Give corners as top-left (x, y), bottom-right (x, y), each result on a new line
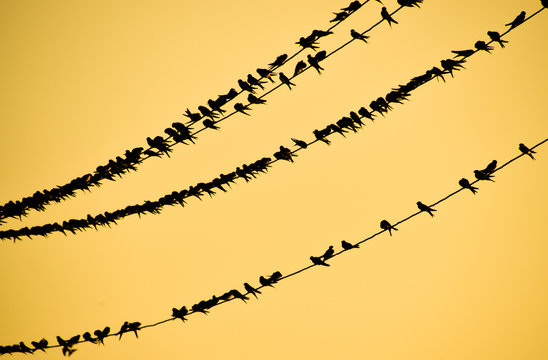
top-left (1, 0), bottom-right (547, 359)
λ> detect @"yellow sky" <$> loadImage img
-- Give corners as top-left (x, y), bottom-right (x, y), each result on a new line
top-left (1, 0), bottom-right (547, 359)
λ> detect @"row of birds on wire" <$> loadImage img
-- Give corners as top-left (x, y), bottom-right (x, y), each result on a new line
top-left (0, 9), bottom-right (537, 242)
top-left (0, 136), bottom-right (543, 356)
top-left (0, 0), bottom-right (422, 224)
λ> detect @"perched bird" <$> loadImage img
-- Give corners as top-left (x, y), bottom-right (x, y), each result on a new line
top-left (398, 0), bottom-right (422, 7)
top-left (307, 54), bottom-right (324, 74)
top-left (381, 7), bottom-right (398, 27)
top-left (269, 54), bottom-right (288, 69)
top-left (94, 327), bottom-right (110, 345)
top-left (234, 103), bottom-right (251, 115)
top-left (330, 11), bottom-right (349, 23)
top-left (244, 283), bottom-right (261, 299)
top-left (259, 275), bottom-right (274, 287)
top-left (505, 11), bottom-right (526, 30)
top-left (481, 160), bottom-right (498, 174)
top-left (198, 105), bottom-right (217, 119)
top-left (31, 339), bottom-right (48, 353)
top-left (203, 119), bottom-right (220, 130)
top-left (292, 138), bottom-right (308, 149)
top-left (279, 72), bottom-right (295, 90)
top-left (341, 240), bottom-right (359, 250)
top-left (519, 143), bottom-right (536, 159)
top-left (256, 68), bottom-right (276, 82)
top-left (452, 49), bottom-right (475, 58)
top-left (543, 0), bottom-right (548, 8)
top-left (83, 332), bottom-right (97, 344)
top-left (459, 178), bottom-right (478, 194)
top-left (296, 36), bottom-right (319, 51)
top-left (294, 60), bottom-right (307, 77)
top-left (311, 29), bottom-right (333, 39)
top-left (417, 201), bottom-right (436, 217)
top-left (475, 40), bottom-right (494, 53)
top-left (474, 170), bottom-right (495, 182)
top-left (172, 306), bottom-right (188, 322)
top-left (274, 146), bottom-right (295, 162)
top-left (247, 74), bottom-right (266, 90)
top-left (342, 1), bottom-right (363, 12)
top-left (380, 220), bottom-right (398, 235)
top-left (313, 129), bottom-right (331, 145)
top-left (322, 245), bottom-right (335, 260)
top-left (351, 29), bottom-right (369, 43)
top-left (248, 94), bottom-right (267, 105)
top-left (487, 31), bottom-right (508, 48)
top-left (310, 256), bottom-right (330, 266)
top-left (238, 79), bottom-right (255, 93)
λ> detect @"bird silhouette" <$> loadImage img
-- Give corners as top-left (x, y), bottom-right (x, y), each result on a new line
top-left (269, 54), bottom-right (288, 69)
top-left (247, 74), bottom-right (266, 90)
top-left (487, 31), bottom-right (508, 48)
top-left (234, 103), bottom-right (251, 115)
top-left (93, 327), bottom-right (110, 345)
top-left (481, 160), bottom-right (497, 174)
top-left (452, 49), bottom-right (475, 58)
top-left (519, 143), bottom-right (536, 159)
top-left (248, 94), bottom-right (267, 105)
top-left (474, 170), bottom-right (495, 182)
top-left (274, 146), bottom-right (295, 162)
top-left (380, 220), bottom-right (398, 235)
top-left (244, 283), bottom-right (261, 299)
top-left (256, 68), bottom-right (276, 82)
top-left (238, 79), bottom-right (255, 93)
top-left (459, 178), bottom-right (478, 194)
top-left (83, 332), bottom-right (97, 344)
top-left (322, 245), bottom-right (335, 260)
top-left (279, 72), bottom-right (295, 89)
top-left (259, 275), bottom-right (274, 287)
top-left (310, 256), bottom-right (330, 266)
top-left (341, 240), bottom-right (359, 250)
top-left (203, 119), bottom-right (220, 130)
top-left (505, 11), bottom-right (526, 30)
top-left (351, 29), bottom-right (369, 43)
top-left (296, 36), bottom-right (319, 51)
top-left (475, 40), bottom-right (494, 53)
top-left (330, 11), bottom-right (349, 23)
top-left (341, 1), bottom-right (363, 12)
top-left (398, 0), bottom-right (422, 7)
top-left (543, 0), bottom-right (548, 8)
top-left (313, 129), bottom-right (331, 145)
top-left (311, 29), bottom-right (333, 39)
top-left (307, 54), bottom-right (324, 74)
top-left (294, 60), bottom-right (307, 77)
top-left (172, 306), bottom-right (188, 322)
top-left (417, 201), bottom-right (436, 217)
top-left (381, 7), bottom-right (398, 27)
top-left (31, 339), bottom-right (48, 353)
top-left (292, 138), bottom-right (308, 149)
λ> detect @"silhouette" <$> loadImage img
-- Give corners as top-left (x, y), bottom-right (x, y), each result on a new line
top-left (381, 7), bottom-right (398, 27)
top-left (322, 245), bottom-right (335, 260)
top-left (198, 105), bottom-right (218, 119)
top-left (459, 178), bottom-right (478, 194)
top-left (234, 103), bottom-right (251, 115)
top-left (380, 220), bottom-right (398, 235)
top-left (341, 240), bottom-right (359, 250)
top-left (294, 60), bottom-right (307, 77)
top-left (417, 201), bottom-right (436, 217)
top-left (31, 339), bottom-right (48, 352)
top-left (543, 0), bottom-right (548, 8)
top-left (256, 68), bottom-right (276, 83)
top-left (292, 138), bottom-right (308, 149)
top-left (313, 129), bottom-right (331, 145)
top-left (474, 170), bottom-right (494, 182)
top-left (248, 94), bottom-right (267, 105)
top-left (452, 49), bottom-right (475, 58)
top-left (441, 58), bottom-right (466, 77)
top-left (311, 29), bottom-right (334, 40)
top-left (331, 11), bottom-right (349, 23)
top-left (310, 256), bottom-right (330, 266)
top-left (398, 0), bottom-right (423, 7)
top-left (505, 11), bottom-right (526, 30)
top-left (259, 275), bottom-right (274, 287)
top-left (57, 335), bottom-right (80, 356)
top-left (94, 326), bottom-right (110, 345)
top-left (296, 36), bottom-right (319, 51)
top-left (487, 31), bottom-right (508, 48)
top-left (474, 40), bottom-right (494, 53)
top-left (341, 1), bottom-right (363, 12)
top-left (247, 74), bottom-right (266, 90)
top-left (269, 54), bottom-right (288, 69)
top-left (279, 72), bottom-right (295, 89)
top-left (244, 283), bottom-right (261, 299)
top-left (83, 332), bottom-right (97, 344)
top-left (481, 160), bottom-right (498, 174)
top-left (351, 29), bottom-right (369, 43)
top-left (307, 51), bottom-right (327, 75)
top-left (519, 143), bottom-right (536, 159)
top-left (172, 306), bottom-right (188, 322)
top-left (238, 79), bottom-right (255, 93)
top-left (203, 119), bottom-right (220, 130)
top-left (274, 146), bottom-right (295, 162)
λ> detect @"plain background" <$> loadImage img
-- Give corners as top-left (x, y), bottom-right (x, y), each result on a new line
top-left (1, 0), bottom-right (547, 359)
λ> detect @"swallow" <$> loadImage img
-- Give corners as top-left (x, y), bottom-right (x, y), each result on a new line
top-left (474, 40), bottom-right (494, 53)
top-left (292, 138), bottom-right (308, 149)
top-left (296, 36), bottom-right (319, 51)
top-left (330, 11), bottom-right (349, 23)
top-left (459, 178), bottom-right (478, 194)
top-left (294, 60), bottom-right (307, 77)
top-left (248, 94), bottom-right (267, 104)
top-left (172, 306), bottom-right (188, 322)
top-left (398, 0), bottom-right (422, 7)
top-left (441, 58), bottom-right (466, 77)
top-left (542, 0), bottom-right (548, 8)
top-left (83, 332), bottom-right (97, 344)
top-left (18, 342), bottom-right (32, 354)
top-left (311, 29), bottom-right (333, 39)
top-left (238, 79), bottom-right (255, 93)
top-left (269, 54), bottom-right (288, 69)
top-left (274, 146), bottom-right (295, 162)
top-left (229, 289), bottom-right (249, 303)
top-left (307, 54), bottom-right (324, 74)
top-left (417, 201), bottom-right (436, 217)
top-left (351, 29), bottom-right (369, 43)
top-left (93, 327), bottom-right (110, 345)
top-left (358, 107), bottom-right (375, 121)
top-left (118, 322), bottom-right (130, 339)
top-left (341, 240), bottom-right (359, 250)
top-left (279, 72), bottom-right (295, 89)
top-left (257, 68), bottom-right (276, 82)
top-left (380, 220), bottom-right (398, 235)
top-left (342, 1), bottom-right (363, 12)
top-left (310, 256), bottom-right (330, 266)
top-left (519, 143), bottom-right (536, 159)
top-left (474, 170), bottom-right (495, 182)
top-left (203, 119), bottom-right (219, 130)
top-left (234, 103), bottom-right (251, 115)
top-left (183, 108), bottom-right (202, 123)
top-left (247, 74), bottom-right (266, 90)
top-left (31, 339), bottom-right (48, 352)
top-left (313, 129), bottom-right (331, 145)
top-left (322, 245), bottom-right (335, 260)
top-left (452, 49), bottom-right (475, 58)
top-left (244, 283), bottom-right (261, 299)
top-left (198, 105), bottom-right (218, 119)
top-left (481, 160), bottom-right (497, 174)
top-left (428, 66), bottom-right (446, 82)
top-left (505, 11), bottom-right (526, 30)
top-left (259, 275), bottom-right (274, 287)
top-left (381, 7), bottom-right (398, 27)
top-left (487, 31), bottom-right (508, 48)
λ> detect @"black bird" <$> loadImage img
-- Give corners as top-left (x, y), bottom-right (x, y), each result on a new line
top-left (270, 271), bottom-right (283, 283)
top-left (238, 79), bottom-right (255, 93)
top-left (310, 256), bottom-right (330, 266)
top-left (351, 29), bottom-right (369, 43)
top-left (380, 220), bottom-right (398, 235)
top-left (452, 49), bottom-right (475, 58)
top-left (341, 240), bottom-right (359, 250)
top-left (519, 143), bottom-right (536, 159)
top-left (381, 7), bottom-right (398, 27)
top-left (417, 201), bottom-right (436, 217)
top-left (322, 245), bottom-right (335, 260)
top-left (269, 54), bottom-right (288, 69)
top-left (279, 72), bottom-right (295, 89)
top-left (474, 170), bottom-right (495, 182)
top-left (247, 74), bottom-right (266, 90)
top-left (248, 94), bottom-right (267, 105)
top-left (505, 11), bottom-right (526, 30)
top-left (244, 283), bottom-right (261, 299)
top-left (475, 40), bottom-right (494, 53)
top-left (229, 289), bottom-right (249, 303)
top-left (292, 138), bottom-right (308, 149)
top-left (257, 68), bottom-right (276, 82)
top-left (487, 31), bottom-right (508, 48)
top-left (398, 0), bottom-right (422, 7)
top-left (294, 60), bottom-right (307, 77)
top-left (184, 108), bottom-right (202, 123)
top-left (543, 0), bottom-right (548, 8)
top-left (259, 275), bottom-right (274, 287)
top-left (203, 119), bottom-right (219, 130)
top-left (311, 29), bottom-right (333, 39)
top-left (94, 326), bottom-right (110, 345)
top-left (31, 339), bottom-right (48, 352)
top-left (313, 129), bottom-right (331, 145)
top-left (234, 103), bottom-right (251, 115)
top-left (481, 160), bottom-right (498, 174)
top-left (83, 332), bottom-right (97, 344)
top-left (342, 1), bottom-right (362, 12)
top-left (330, 11), bottom-right (349, 23)
top-left (172, 306), bottom-right (188, 322)
top-left (198, 105), bottom-right (218, 119)
top-left (274, 146), bottom-right (295, 162)
top-left (307, 54), bottom-right (324, 74)
top-left (296, 36), bottom-right (319, 51)
top-left (459, 178), bottom-right (478, 194)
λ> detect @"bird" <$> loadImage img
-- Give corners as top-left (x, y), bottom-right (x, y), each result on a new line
top-left (487, 31), bottom-right (508, 48)
top-left (505, 11), bottom-right (526, 30)
top-left (292, 138), bottom-right (308, 149)
top-left (481, 160), bottom-right (498, 174)
top-left (417, 201), bottom-right (436, 217)
top-left (475, 40), bottom-right (494, 53)
top-left (543, 0), bottom-right (548, 8)
top-left (203, 119), bottom-right (220, 130)
top-left (459, 178), bottom-right (478, 194)
top-left (172, 306), bottom-right (188, 322)
top-left (279, 72), bottom-right (295, 90)
top-left (330, 11), bottom-right (349, 23)
top-left (474, 170), bottom-right (495, 182)
top-left (398, 0), bottom-right (422, 7)
top-left (313, 129), bottom-right (331, 145)
top-left (452, 49), bottom-right (475, 58)
top-left (381, 7), bottom-right (398, 27)
top-left (307, 54), bottom-right (324, 75)
top-left (247, 74), bottom-right (266, 90)
top-left (238, 79), bottom-right (255, 93)
top-left (269, 54), bottom-right (288, 69)
top-left (351, 29), bottom-right (369, 43)
top-left (380, 220), bottom-right (398, 235)
top-left (83, 332), bottom-right (97, 344)
top-left (234, 103), bottom-right (251, 115)
top-left (322, 245), bottom-right (335, 260)
top-left (310, 256), bottom-right (330, 266)
top-left (244, 283), bottom-right (261, 299)
top-left (341, 240), bottom-right (359, 250)
top-left (341, 1), bottom-right (363, 12)
top-left (294, 60), bottom-right (307, 77)
top-left (259, 276), bottom-right (274, 287)
top-left (519, 143), bottom-right (536, 159)
top-left (248, 94), bottom-right (267, 105)
top-left (311, 29), bottom-right (333, 39)
top-left (256, 68), bottom-right (276, 82)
